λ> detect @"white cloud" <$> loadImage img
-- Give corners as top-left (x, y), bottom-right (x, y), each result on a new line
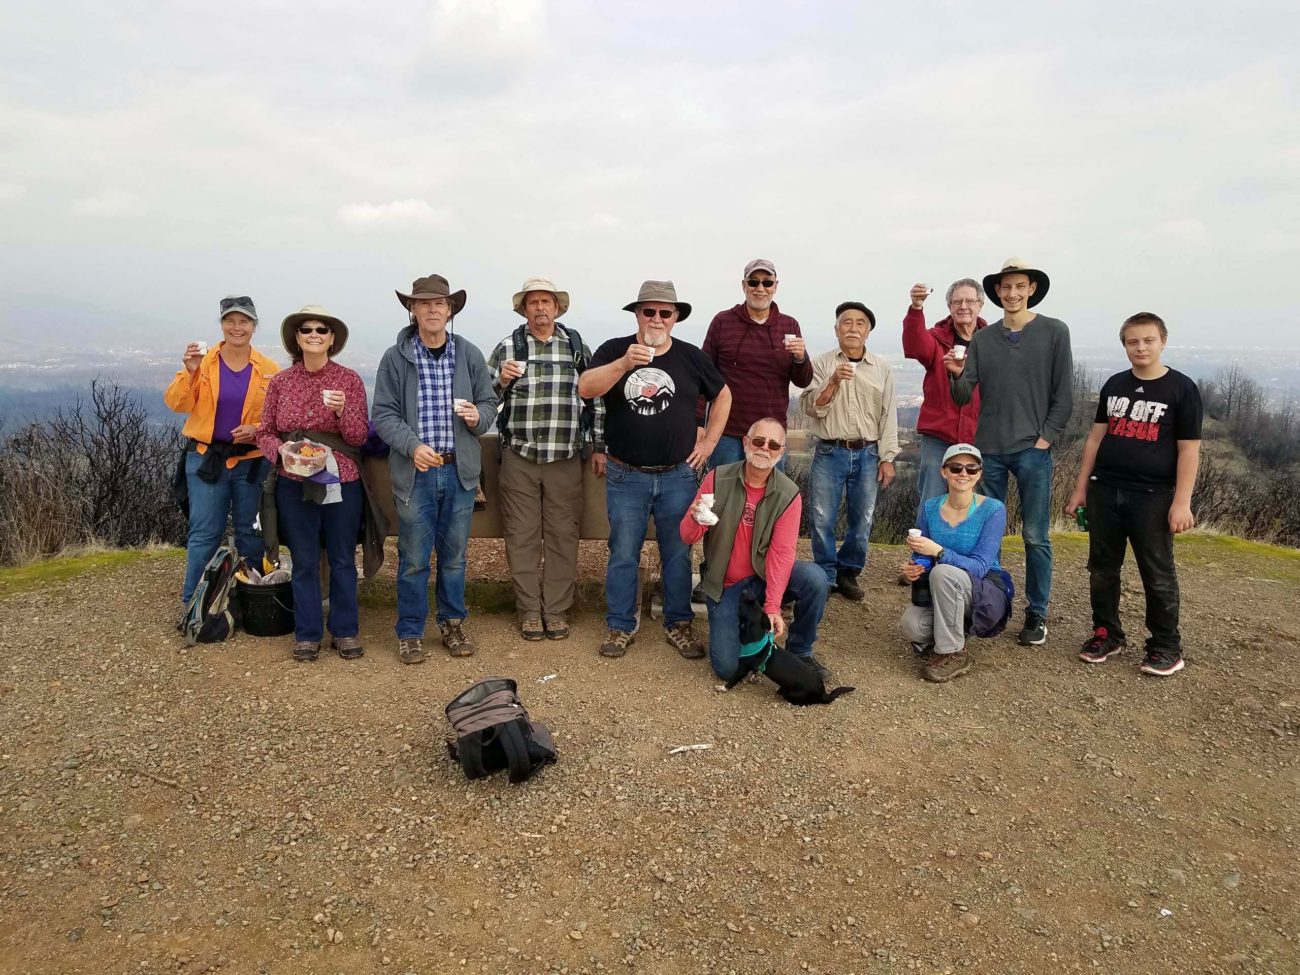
top-left (0, 181), bottom-right (25, 203)
top-left (71, 187), bottom-right (141, 218)
top-left (428, 0), bottom-right (546, 65)
top-left (337, 198), bottom-right (454, 229)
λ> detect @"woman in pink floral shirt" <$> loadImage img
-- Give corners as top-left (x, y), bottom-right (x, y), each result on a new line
top-left (258, 305), bottom-right (369, 662)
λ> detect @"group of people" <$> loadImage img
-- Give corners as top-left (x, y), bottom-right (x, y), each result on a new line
top-left (168, 256), bottom-right (1203, 684)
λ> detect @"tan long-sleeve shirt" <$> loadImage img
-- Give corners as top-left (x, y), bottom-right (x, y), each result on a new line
top-left (800, 348), bottom-right (899, 462)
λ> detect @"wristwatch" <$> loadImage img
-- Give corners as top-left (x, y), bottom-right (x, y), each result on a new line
top-left (934, 547), bottom-right (944, 563)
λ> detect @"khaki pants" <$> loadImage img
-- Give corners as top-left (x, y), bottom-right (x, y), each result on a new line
top-left (499, 450), bottom-right (584, 623)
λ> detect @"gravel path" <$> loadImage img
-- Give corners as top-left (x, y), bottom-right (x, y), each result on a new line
top-left (1, 537), bottom-right (1297, 974)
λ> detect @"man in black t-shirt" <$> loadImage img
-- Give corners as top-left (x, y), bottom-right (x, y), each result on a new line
top-left (1066, 312), bottom-right (1203, 676)
top-left (579, 280), bottom-right (732, 660)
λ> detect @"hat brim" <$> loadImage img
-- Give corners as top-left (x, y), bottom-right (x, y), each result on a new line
top-left (281, 312), bottom-right (349, 358)
top-left (982, 269), bottom-right (1050, 309)
top-left (396, 289), bottom-right (467, 316)
top-left (512, 289), bottom-right (570, 318)
top-left (622, 300), bottom-right (692, 323)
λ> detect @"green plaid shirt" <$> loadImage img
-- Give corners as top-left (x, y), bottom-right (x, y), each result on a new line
top-left (487, 324), bottom-right (605, 464)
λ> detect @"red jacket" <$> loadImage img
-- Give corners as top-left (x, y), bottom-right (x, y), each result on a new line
top-left (902, 308), bottom-right (986, 444)
top-left (699, 302), bottom-right (814, 437)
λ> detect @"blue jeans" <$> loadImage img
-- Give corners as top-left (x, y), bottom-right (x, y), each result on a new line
top-left (808, 440), bottom-right (879, 584)
top-left (710, 434), bottom-right (786, 471)
top-left (705, 562), bottom-right (829, 680)
top-left (276, 477), bottom-right (362, 644)
top-left (981, 446), bottom-right (1053, 617)
top-left (395, 465), bottom-right (477, 637)
top-left (604, 459), bottom-right (697, 632)
top-left (915, 434), bottom-right (951, 527)
top-left (182, 451), bottom-right (266, 603)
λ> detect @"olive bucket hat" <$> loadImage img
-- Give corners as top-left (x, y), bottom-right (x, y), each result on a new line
top-left (621, 279), bottom-right (692, 322)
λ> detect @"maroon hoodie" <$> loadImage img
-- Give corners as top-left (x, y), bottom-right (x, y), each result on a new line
top-left (698, 302), bottom-right (814, 437)
top-left (902, 307), bottom-right (986, 444)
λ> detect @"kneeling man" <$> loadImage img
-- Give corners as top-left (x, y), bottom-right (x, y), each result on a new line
top-left (680, 418), bottom-right (831, 682)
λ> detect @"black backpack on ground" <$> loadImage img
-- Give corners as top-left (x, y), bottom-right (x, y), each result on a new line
top-left (181, 540), bottom-right (240, 645)
top-left (444, 677), bottom-right (557, 783)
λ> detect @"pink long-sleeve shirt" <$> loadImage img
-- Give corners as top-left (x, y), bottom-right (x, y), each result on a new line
top-left (679, 469), bottom-right (801, 614)
top-left (256, 360), bottom-right (370, 482)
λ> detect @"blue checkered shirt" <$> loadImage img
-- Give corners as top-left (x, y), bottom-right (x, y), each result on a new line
top-left (413, 334), bottom-right (456, 452)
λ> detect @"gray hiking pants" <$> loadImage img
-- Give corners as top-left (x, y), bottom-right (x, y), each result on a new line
top-left (900, 563), bottom-right (971, 655)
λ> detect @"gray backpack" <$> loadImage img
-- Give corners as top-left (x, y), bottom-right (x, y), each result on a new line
top-left (445, 678), bottom-right (557, 783)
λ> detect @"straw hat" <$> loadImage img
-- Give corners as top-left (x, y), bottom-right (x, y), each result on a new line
top-left (280, 305), bottom-right (349, 357)
top-left (982, 257), bottom-right (1050, 308)
top-left (512, 276), bottom-right (570, 317)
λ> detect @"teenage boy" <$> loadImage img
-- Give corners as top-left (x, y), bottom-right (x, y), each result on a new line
top-left (1065, 312), bottom-right (1202, 676)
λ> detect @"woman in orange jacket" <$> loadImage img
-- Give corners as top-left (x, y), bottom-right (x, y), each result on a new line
top-left (164, 296), bottom-right (280, 607)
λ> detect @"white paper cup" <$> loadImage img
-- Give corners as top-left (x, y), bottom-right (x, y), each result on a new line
top-left (952, 346), bottom-right (967, 360)
top-left (453, 398), bottom-right (469, 410)
top-left (908, 528), bottom-right (922, 538)
top-left (847, 361), bottom-right (857, 374)
top-left (194, 341), bottom-right (208, 355)
top-left (695, 508), bottom-right (719, 526)
top-left (782, 334), bottom-right (795, 346)
top-left (514, 360), bottom-right (527, 375)
top-left (700, 493), bottom-right (715, 508)
top-left (322, 388), bottom-right (341, 404)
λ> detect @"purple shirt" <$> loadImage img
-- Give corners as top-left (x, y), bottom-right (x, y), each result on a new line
top-left (213, 356), bottom-right (252, 442)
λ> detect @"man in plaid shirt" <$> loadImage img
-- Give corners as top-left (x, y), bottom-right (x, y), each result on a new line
top-left (488, 276), bottom-right (605, 641)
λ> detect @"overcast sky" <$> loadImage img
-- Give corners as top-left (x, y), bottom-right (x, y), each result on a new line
top-left (2, 0), bottom-right (1296, 362)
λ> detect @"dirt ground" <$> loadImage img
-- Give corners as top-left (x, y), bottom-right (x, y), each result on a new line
top-left (1, 535), bottom-right (1297, 975)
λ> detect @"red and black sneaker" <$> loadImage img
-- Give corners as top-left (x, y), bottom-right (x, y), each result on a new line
top-left (1140, 648), bottom-right (1185, 676)
top-left (1078, 627), bottom-right (1125, 664)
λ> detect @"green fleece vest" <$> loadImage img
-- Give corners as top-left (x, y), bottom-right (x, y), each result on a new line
top-left (700, 463), bottom-right (800, 602)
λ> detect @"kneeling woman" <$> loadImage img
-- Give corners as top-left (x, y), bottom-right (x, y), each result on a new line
top-left (900, 443), bottom-right (1013, 683)
top-left (257, 306), bottom-right (370, 662)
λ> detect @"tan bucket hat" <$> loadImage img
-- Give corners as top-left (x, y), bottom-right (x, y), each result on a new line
top-left (395, 274), bottom-right (467, 315)
top-left (621, 279), bottom-right (692, 322)
top-left (512, 276), bottom-right (570, 317)
top-left (281, 305), bottom-right (349, 357)
top-left (983, 257), bottom-right (1050, 308)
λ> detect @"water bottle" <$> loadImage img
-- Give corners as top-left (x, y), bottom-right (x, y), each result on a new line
top-left (1075, 505), bottom-right (1088, 532)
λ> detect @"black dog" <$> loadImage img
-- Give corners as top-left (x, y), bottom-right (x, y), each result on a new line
top-left (725, 591), bottom-right (854, 706)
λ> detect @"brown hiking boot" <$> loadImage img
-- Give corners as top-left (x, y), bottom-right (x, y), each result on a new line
top-left (439, 619), bottom-right (476, 657)
top-left (292, 641), bottom-right (320, 662)
top-left (599, 629), bottom-right (635, 658)
top-left (924, 648), bottom-right (972, 683)
top-left (544, 618), bottom-right (570, 640)
top-left (332, 636), bottom-right (364, 660)
top-left (665, 620), bottom-right (705, 659)
top-left (520, 618), bottom-right (545, 641)
top-left (398, 638), bottom-right (425, 665)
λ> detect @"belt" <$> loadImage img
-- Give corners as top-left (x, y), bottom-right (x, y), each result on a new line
top-left (820, 437), bottom-right (876, 450)
top-left (609, 454), bottom-right (679, 474)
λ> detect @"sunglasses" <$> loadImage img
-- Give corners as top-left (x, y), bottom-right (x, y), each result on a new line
top-left (220, 296), bottom-right (253, 311)
top-left (297, 325), bottom-right (332, 335)
top-left (749, 436), bottom-right (785, 451)
top-left (745, 278), bottom-right (777, 288)
top-left (945, 463), bottom-right (982, 475)
top-left (639, 308), bottom-right (675, 320)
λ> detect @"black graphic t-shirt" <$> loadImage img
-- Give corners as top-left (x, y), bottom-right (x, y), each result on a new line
top-left (1093, 367), bottom-right (1203, 489)
top-left (591, 335), bottom-right (726, 467)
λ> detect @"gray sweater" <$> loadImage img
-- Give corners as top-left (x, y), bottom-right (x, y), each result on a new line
top-left (372, 327), bottom-right (498, 501)
top-left (950, 314), bottom-right (1073, 454)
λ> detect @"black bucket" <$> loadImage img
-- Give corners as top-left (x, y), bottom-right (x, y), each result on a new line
top-left (236, 579), bottom-right (295, 637)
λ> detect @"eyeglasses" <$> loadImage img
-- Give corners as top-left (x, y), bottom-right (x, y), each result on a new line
top-left (749, 436), bottom-right (785, 451)
top-left (220, 296), bottom-right (252, 310)
top-left (745, 278), bottom-right (777, 288)
top-left (950, 298), bottom-right (981, 306)
top-left (944, 463), bottom-right (982, 475)
top-left (639, 308), bottom-right (675, 320)
top-left (297, 325), bottom-right (332, 335)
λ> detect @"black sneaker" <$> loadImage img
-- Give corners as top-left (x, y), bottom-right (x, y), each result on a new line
top-left (1078, 626), bottom-right (1125, 664)
top-left (803, 653), bottom-right (832, 682)
top-left (1017, 611), bottom-right (1048, 646)
top-left (835, 571), bottom-right (864, 602)
top-left (1139, 648), bottom-right (1185, 676)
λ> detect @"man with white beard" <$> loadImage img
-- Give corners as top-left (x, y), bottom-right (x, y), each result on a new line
top-left (678, 417), bottom-right (832, 682)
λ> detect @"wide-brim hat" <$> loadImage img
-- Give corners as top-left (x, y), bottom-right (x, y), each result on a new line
top-left (395, 274), bottom-right (467, 316)
top-left (621, 279), bottom-right (692, 322)
top-left (281, 305), bottom-right (349, 357)
top-left (512, 276), bottom-right (570, 317)
top-left (983, 257), bottom-right (1050, 308)
top-left (942, 442), bottom-right (983, 465)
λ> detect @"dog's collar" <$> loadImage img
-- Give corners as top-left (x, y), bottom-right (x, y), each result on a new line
top-left (738, 632), bottom-right (774, 672)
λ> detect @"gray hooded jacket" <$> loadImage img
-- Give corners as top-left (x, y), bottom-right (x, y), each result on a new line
top-left (372, 326), bottom-right (497, 502)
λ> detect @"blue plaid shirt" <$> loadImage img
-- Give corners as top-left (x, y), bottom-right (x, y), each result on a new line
top-left (413, 334), bottom-right (456, 452)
